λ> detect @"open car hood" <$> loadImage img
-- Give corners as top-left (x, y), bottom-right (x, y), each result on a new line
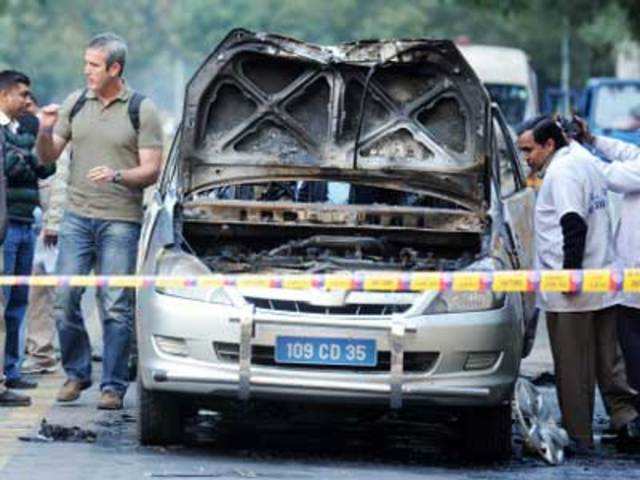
top-left (180, 29), bottom-right (491, 207)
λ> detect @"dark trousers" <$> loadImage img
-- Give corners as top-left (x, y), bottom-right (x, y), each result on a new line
top-left (617, 305), bottom-right (640, 395)
top-left (547, 307), bottom-right (638, 445)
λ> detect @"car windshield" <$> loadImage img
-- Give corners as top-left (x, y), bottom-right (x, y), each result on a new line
top-left (192, 181), bottom-right (464, 209)
top-left (593, 83), bottom-right (640, 131)
top-left (485, 84), bottom-right (528, 126)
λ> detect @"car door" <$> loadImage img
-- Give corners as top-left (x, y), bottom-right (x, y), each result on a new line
top-left (492, 107), bottom-right (537, 330)
top-left (137, 128), bottom-right (181, 272)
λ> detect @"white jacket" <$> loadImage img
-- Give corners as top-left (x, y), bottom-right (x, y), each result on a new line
top-left (594, 136), bottom-right (640, 308)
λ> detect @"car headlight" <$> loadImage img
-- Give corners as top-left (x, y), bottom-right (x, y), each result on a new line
top-left (422, 291), bottom-right (505, 314)
top-left (154, 249), bottom-right (233, 305)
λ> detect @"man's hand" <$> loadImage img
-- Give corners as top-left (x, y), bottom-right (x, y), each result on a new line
top-left (42, 229), bottom-right (58, 248)
top-left (87, 165), bottom-right (116, 185)
top-left (37, 104), bottom-right (60, 131)
top-left (573, 115), bottom-right (595, 145)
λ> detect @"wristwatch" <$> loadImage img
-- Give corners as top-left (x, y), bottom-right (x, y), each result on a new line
top-left (112, 170), bottom-right (123, 184)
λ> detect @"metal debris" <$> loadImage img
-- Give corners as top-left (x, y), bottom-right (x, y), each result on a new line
top-left (514, 378), bottom-right (569, 465)
top-left (19, 418), bottom-right (97, 443)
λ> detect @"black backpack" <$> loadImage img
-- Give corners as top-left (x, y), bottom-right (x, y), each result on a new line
top-left (69, 89), bottom-right (146, 132)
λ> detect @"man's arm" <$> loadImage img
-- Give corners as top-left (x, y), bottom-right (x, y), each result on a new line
top-left (592, 136), bottom-right (640, 194)
top-left (36, 104), bottom-right (68, 163)
top-left (560, 212), bottom-right (587, 270)
top-left (595, 135), bottom-right (640, 163)
top-left (86, 147), bottom-right (161, 188)
top-left (548, 165), bottom-right (589, 272)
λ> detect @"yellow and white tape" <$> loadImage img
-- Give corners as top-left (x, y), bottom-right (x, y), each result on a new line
top-left (1, 269), bottom-right (639, 292)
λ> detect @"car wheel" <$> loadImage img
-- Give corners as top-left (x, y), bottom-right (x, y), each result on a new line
top-left (137, 378), bottom-right (184, 446)
top-left (460, 403), bottom-right (512, 461)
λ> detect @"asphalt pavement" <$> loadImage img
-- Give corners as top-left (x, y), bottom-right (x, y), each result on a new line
top-left (1, 320), bottom-right (639, 479)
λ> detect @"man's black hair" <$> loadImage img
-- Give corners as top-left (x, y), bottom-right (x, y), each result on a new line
top-left (531, 117), bottom-right (568, 150)
top-left (0, 70), bottom-right (30, 93)
top-left (515, 114), bottom-right (547, 136)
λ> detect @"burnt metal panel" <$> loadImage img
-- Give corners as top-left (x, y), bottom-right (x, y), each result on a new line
top-left (182, 199), bottom-right (486, 233)
top-left (180, 29), bottom-right (491, 203)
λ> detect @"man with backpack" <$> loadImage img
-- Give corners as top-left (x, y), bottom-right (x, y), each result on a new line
top-left (36, 33), bottom-right (163, 410)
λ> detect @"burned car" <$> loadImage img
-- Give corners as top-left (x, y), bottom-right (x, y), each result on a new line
top-left (136, 29), bottom-right (537, 459)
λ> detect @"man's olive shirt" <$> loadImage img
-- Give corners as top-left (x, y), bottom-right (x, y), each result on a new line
top-left (54, 85), bottom-right (163, 223)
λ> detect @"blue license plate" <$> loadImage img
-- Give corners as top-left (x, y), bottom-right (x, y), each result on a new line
top-left (275, 336), bottom-right (377, 367)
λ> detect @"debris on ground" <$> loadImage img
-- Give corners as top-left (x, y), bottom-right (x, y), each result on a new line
top-left (94, 412), bottom-right (136, 428)
top-left (19, 418), bottom-right (96, 443)
top-left (514, 378), bottom-right (568, 465)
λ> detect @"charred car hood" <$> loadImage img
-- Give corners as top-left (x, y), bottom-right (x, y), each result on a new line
top-left (180, 29), bottom-right (491, 207)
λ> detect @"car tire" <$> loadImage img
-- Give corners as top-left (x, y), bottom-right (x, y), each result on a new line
top-left (137, 378), bottom-right (184, 446)
top-left (460, 403), bottom-right (512, 461)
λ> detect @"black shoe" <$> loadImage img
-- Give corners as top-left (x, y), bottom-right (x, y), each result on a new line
top-left (5, 378), bottom-right (38, 390)
top-left (0, 389), bottom-right (31, 407)
top-left (616, 417), bottom-right (640, 452)
top-left (565, 438), bottom-right (594, 458)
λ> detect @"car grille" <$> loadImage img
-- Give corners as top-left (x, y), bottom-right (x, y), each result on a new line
top-left (243, 297), bottom-right (411, 316)
top-left (213, 342), bottom-right (438, 373)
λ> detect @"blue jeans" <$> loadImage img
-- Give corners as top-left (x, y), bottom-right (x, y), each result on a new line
top-left (3, 221), bottom-right (35, 381)
top-left (54, 212), bottom-right (140, 395)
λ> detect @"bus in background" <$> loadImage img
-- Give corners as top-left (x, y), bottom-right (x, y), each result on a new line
top-left (458, 45), bottom-right (540, 126)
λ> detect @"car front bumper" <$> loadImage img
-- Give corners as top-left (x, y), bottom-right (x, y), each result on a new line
top-left (137, 291), bottom-right (522, 408)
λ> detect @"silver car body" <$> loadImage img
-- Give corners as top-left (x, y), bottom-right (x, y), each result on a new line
top-left (136, 30), bottom-right (536, 413)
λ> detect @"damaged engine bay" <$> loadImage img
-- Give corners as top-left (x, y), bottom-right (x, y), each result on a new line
top-left (172, 30), bottom-right (495, 277)
top-left (180, 181), bottom-right (488, 275)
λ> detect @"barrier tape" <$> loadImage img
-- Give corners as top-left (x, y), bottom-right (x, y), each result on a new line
top-left (2, 268), bottom-right (640, 292)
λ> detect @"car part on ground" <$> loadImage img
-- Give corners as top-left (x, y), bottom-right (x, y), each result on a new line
top-left (514, 377), bottom-right (569, 465)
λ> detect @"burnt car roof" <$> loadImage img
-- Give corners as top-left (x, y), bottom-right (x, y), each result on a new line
top-left (179, 29), bottom-right (491, 208)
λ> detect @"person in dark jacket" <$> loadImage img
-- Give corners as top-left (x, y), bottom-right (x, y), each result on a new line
top-left (2, 81), bottom-right (55, 391)
top-left (0, 70), bottom-right (32, 406)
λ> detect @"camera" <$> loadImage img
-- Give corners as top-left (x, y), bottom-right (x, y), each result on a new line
top-left (556, 115), bottom-right (583, 140)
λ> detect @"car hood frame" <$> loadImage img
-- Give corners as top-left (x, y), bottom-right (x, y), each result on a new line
top-left (179, 29), bottom-right (492, 207)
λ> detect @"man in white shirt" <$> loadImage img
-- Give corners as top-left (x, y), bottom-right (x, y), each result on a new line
top-left (518, 117), bottom-right (638, 452)
top-left (575, 118), bottom-right (640, 400)
top-left (0, 70), bottom-right (32, 407)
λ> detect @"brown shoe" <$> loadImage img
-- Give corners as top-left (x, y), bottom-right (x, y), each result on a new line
top-left (98, 390), bottom-right (123, 410)
top-left (56, 379), bottom-right (92, 402)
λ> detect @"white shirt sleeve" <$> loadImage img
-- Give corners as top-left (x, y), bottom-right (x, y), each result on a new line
top-left (593, 136), bottom-right (640, 194)
top-left (547, 166), bottom-right (587, 219)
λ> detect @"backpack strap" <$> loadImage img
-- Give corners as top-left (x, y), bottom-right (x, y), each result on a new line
top-left (69, 89), bottom-right (89, 123)
top-left (127, 92), bottom-right (146, 133)
top-left (69, 88), bottom-right (146, 133)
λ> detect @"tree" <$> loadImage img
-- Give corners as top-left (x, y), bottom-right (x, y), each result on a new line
top-left (0, 0), bottom-right (632, 113)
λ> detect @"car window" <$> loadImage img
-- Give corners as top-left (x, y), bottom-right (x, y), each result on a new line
top-left (493, 115), bottom-right (524, 198)
top-left (159, 127), bottom-right (181, 194)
